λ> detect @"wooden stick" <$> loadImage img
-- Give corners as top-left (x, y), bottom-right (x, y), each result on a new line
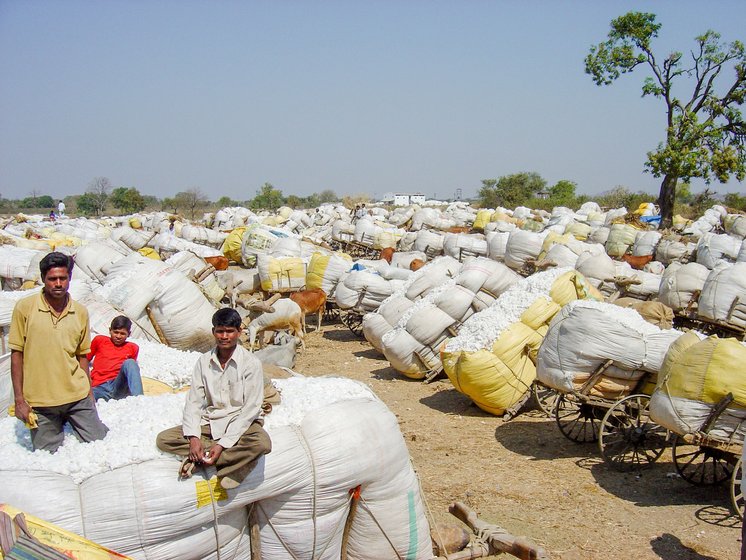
top-left (249, 503), bottom-right (261, 560)
top-left (340, 485), bottom-right (361, 560)
top-left (448, 502), bottom-right (550, 560)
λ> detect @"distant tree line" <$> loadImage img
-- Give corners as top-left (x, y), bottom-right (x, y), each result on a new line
top-left (476, 171), bottom-right (746, 218)
top-left (0, 177), bottom-right (342, 218)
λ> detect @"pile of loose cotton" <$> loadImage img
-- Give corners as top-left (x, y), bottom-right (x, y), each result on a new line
top-left (445, 267), bottom-right (571, 353)
top-left (136, 339), bottom-right (202, 388)
top-left (0, 376), bottom-right (376, 484)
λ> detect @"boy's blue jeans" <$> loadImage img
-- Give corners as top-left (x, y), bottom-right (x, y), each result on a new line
top-left (92, 359), bottom-right (144, 401)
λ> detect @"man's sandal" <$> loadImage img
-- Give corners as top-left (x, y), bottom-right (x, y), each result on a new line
top-left (179, 458), bottom-right (196, 480)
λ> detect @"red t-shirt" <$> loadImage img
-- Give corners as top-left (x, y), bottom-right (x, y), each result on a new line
top-left (88, 335), bottom-right (139, 387)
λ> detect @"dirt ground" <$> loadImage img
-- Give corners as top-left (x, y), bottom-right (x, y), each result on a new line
top-left (292, 322), bottom-right (741, 560)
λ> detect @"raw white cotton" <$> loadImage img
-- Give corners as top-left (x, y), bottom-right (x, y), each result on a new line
top-left (137, 339), bottom-right (203, 388)
top-left (0, 376), bottom-right (377, 483)
top-left (444, 267), bottom-right (570, 353)
top-left (562, 299), bottom-right (661, 336)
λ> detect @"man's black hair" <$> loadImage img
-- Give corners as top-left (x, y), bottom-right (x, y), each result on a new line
top-left (110, 315), bottom-right (132, 332)
top-left (212, 308), bottom-right (242, 329)
top-left (39, 252), bottom-right (74, 279)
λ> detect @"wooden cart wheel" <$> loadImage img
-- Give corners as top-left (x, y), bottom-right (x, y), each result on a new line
top-left (598, 394), bottom-right (667, 471)
top-left (554, 393), bottom-right (601, 443)
top-left (730, 457), bottom-right (744, 520)
top-left (531, 382), bottom-right (559, 417)
top-left (671, 435), bottom-right (733, 486)
top-left (341, 311), bottom-right (364, 337)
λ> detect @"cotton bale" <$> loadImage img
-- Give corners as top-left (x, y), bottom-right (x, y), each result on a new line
top-left (605, 223), bottom-right (638, 257)
top-left (73, 240), bottom-right (130, 282)
top-left (724, 214), bottom-right (746, 239)
top-left (443, 233), bottom-right (488, 261)
top-left (588, 225), bottom-right (610, 245)
top-left (650, 333), bottom-right (746, 441)
top-left (696, 232), bottom-right (741, 269)
top-left (335, 271), bottom-right (400, 311)
top-left (111, 226), bottom-right (156, 251)
top-left (698, 262), bottom-right (746, 328)
top-left (632, 230), bottom-right (662, 257)
top-left (441, 269), bottom-right (601, 415)
top-left (0, 377), bottom-right (437, 559)
top-left (413, 229), bottom-right (445, 257)
top-left (655, 237), bottom-right (695, 265)
top-left (166, 251), bottom-right (225, 304)
top-left (305, 252), bottom-right (352, 295)
top-left (613, 298), bottom-right (674, 329)
top-left (504, 230), bottom-right (547, 270)
top-left (658, 262), bottom-right (710, 312)
top-left (485, 231), bottom-right (510, 261)
top-left (537, 300), bottom-right (683, 399)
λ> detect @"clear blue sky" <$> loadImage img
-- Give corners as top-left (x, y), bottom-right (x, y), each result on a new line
top-left (1, 0), bottom-right (744, 202)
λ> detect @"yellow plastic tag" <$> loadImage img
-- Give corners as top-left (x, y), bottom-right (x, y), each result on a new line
top-left (195, 478), bottom-right (228, 508)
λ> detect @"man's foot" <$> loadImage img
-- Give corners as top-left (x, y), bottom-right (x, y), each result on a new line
top-left (219, 476), bottom-right (240, 490)
top-left (219, 459), bottom-right (258, 490)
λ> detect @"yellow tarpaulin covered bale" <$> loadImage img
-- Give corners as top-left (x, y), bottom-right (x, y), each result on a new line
top-left (257, 255), bottom-right (306, 292)
top-left (564, 222), bottom-right (591, 241)
top-left (441, 270), bottom-right (601, 416)
top-left (137, 247), bottom-right (161, 260)
top-left (128, 217), bottom-right (142, 229)
top-left (306, 252), bottom-right (352, 293)
top-left (472, 209), bottom-right (494, 231)
top-left (221, 227), bottom-right (247, 264)
top-left (0, 503), bottom-right (132, 559)
top-left (650, 333), bottom-right (746, 440)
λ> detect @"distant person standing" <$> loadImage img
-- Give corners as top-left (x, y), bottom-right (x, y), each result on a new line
top-left (9, 252), bottom-right (108, 452)
top-left (57, 200), bottom-right (66, 217)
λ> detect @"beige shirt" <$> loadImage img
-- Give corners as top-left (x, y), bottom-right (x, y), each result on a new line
top-left (182, 345), bottom-right (264, 449)
top-left (8, 292), bottom-right (91, 407)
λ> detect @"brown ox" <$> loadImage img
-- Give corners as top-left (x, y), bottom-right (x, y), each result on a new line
top-left (289, 288), bottom-right (328, 334)
top-left (409, 259), bottom-right (426, 271)
top-left (379, 247), bottom-right (395, 263)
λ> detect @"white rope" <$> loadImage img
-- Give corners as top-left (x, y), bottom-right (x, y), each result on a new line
top-left (201, 465), bottom-right (222, 560)
top-left (315, 492), bottom-right (355, 558)
top-left (292, 425), bottom-right (319, 557)
top-left (357, 496), bottom-right (404, 560)
top-left (257, 503), bottom-right (301, 560)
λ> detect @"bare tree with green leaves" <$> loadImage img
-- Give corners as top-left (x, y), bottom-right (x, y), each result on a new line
top-left (86, 176), bottom-right (112, 216)
top-left (174, 187), bottom-right (209, 220)
top-left (585, 12), bottom-right (746, 227)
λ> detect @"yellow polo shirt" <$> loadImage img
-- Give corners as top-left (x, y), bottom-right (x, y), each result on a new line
top-left (8, 292), bottom-right (92, 407)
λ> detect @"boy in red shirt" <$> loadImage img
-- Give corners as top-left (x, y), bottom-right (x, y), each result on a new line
top-left (88, 316), bottom-right (143, 401)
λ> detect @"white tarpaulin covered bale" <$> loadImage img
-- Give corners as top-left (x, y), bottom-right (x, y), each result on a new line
top-left (0, 376), bottom-right (432, 560)
top-left (650, 332), bottom-right (746, 441)
top-left (537, 300), bottom-right (683, 399)
top-left (697, 262), bottom-right (746, 329)
top-left (658, 262), bottom-right (710, 313)
top-left (378, 258), bottom-right (520, 379)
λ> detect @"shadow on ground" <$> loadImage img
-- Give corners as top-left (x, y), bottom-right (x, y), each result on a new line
top-left (589, 460), bottom-right (741, 527)
top-left (419, 386), bottom-right (489, 417)
top-left (493, 418), bottom-right (601, 462)
top-left (650, 533), bottom-right (724, 559)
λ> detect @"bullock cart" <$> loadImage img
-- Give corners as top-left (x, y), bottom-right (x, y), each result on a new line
top-left (552, 360), bottom-right (668, 472)
top-left (666, 393), bottom-right (744, 519)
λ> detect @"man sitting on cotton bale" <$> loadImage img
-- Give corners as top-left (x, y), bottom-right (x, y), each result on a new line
top-left (156, 308), bottom-right (272, 490)
top-left (88, 315), bottom-right (143, 401)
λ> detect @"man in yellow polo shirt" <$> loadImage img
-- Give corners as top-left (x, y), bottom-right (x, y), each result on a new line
top-left (9, 251), bottom-right (108, 452)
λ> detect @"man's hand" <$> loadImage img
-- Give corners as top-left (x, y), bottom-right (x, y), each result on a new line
top-left (14, 399), bottom-right (32, 424)
top-left (188, 436), bottom-right (205, 463)
top-left (202, 444), bottom-right (223, 465)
